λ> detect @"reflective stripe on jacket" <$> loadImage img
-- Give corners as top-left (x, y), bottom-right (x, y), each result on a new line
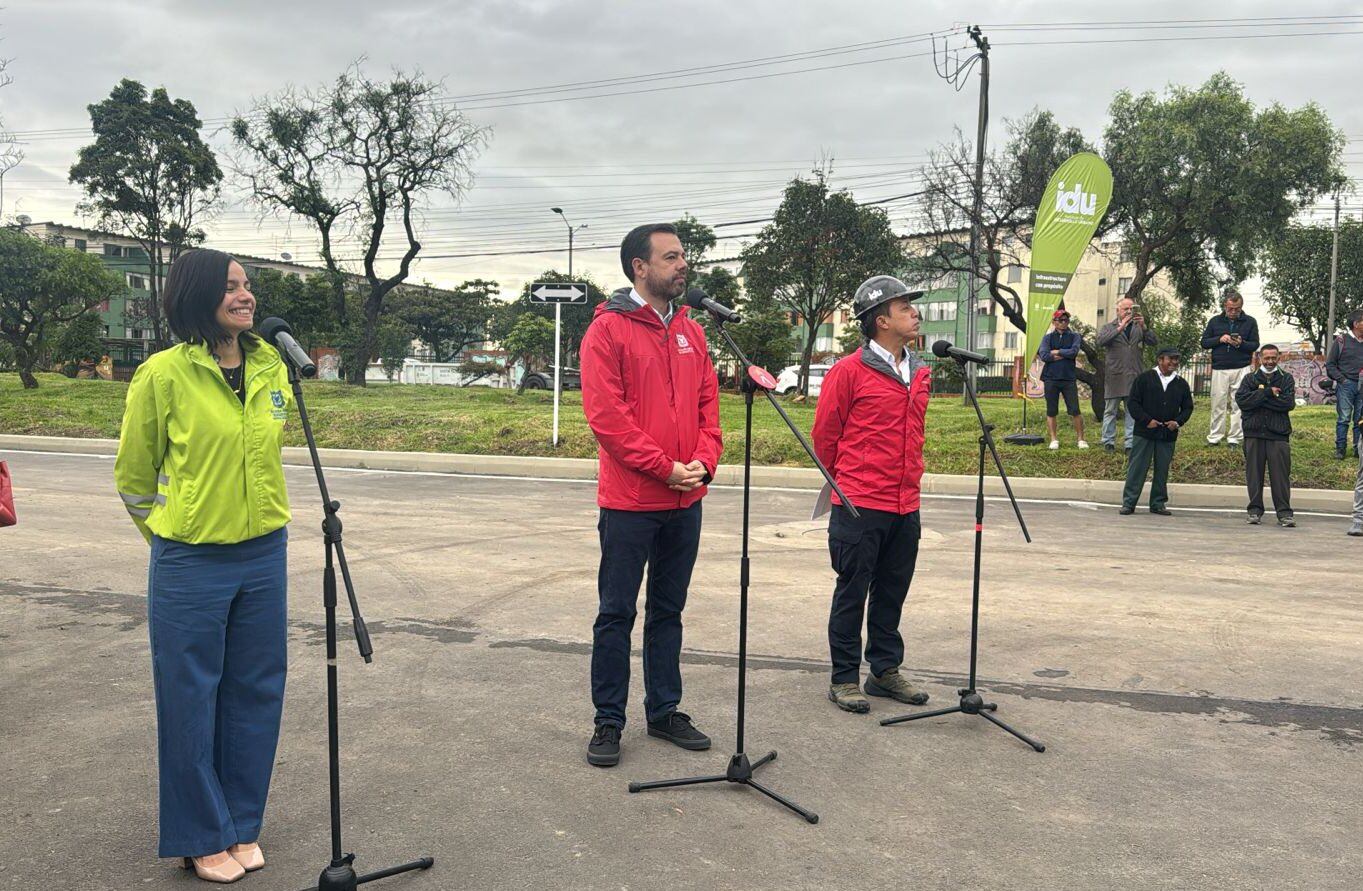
top-left (812, 346), bottom-right (931, 515)
top-left (114, 340), bottom-right (292, 544)
top-left (580, 289), bottom-right (723, 511)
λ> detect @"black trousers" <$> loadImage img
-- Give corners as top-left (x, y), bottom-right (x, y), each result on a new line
top-left (1244, 438), bottom-right (1292, 519)
top-left (591, 503), bottom-right (702, 729)
top-left (826, 504), bottom-right (921, 685)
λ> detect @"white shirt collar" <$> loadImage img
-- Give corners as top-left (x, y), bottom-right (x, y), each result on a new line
top-left (868, 339), bottom-right (914, 383)
top-left (1154, 366), bottom-right (1179, 389)
top-left (629, 288), bottom-right (672, 324)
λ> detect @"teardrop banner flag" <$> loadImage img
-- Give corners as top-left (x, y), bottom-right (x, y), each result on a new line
top-left (1024, 152), bottom-right (1113, 364)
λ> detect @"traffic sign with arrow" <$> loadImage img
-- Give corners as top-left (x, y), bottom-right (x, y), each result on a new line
top-left (529, 282), bottom-right (589, 304)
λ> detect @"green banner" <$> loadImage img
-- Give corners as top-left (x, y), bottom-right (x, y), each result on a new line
top-left (1024, 152), bottom-right (1113, 364)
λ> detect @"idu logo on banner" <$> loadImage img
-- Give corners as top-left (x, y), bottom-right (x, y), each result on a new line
top-left (1055, 181), bottom-right (1098, 217)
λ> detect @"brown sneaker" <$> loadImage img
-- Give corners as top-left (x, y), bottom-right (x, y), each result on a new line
top-left (864, 669), bottom-right (930, 705)
top-left (828, 682), bottom-right (870, 713)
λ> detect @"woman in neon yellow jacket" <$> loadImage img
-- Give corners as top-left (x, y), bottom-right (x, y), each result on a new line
top-left (115, 249), bottom-right (291, 884)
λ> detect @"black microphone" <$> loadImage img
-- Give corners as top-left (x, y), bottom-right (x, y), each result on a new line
top-left (683, 288), bottom-right (742, 324)
top-left (259, 317), bottom-right (317, 378)
top-left (932, 339), bottom-right (989, 365)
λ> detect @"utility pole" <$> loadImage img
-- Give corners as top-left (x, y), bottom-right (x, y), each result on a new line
top-left (1326, 192), bottom-right (1341, 349)
top-left (965, 26), bottom-right (990, 395)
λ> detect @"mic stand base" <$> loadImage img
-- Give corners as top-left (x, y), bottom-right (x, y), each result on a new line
top-left (307, 856), bottom-right (436, 891)
top-left (629, 751), bottom-right (818, 824)
top-left (1002, 432), bottom-right (1045, 446)
top-left (879, 689), bottom-right (1045, 752)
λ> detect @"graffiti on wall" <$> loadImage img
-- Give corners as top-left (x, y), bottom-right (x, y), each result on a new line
top-left (1278, 357), bottom-right (1330, 405)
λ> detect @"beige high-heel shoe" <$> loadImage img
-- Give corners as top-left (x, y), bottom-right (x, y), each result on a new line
top-left (181, 851), bottom-right (246, 883)
top-left (228, 842), bottom-right (265, 872)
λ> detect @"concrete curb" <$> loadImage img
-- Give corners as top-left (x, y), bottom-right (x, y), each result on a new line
top-left (1, 433), bottom-right (1354, 512)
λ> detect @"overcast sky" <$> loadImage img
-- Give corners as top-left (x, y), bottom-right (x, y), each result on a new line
top-left (3, 1), bottom-right (1361, 341)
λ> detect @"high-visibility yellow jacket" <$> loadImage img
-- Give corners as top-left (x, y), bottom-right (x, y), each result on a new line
top-left (114, 340), bottom-right (293, 545)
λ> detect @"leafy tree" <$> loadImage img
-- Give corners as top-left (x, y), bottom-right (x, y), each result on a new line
top-left (741, 169), bottom-right (904, 396)
top-left (0, 230), bottom-right (125, 388)
top-left (52, 311), bottom-right (106, 366)
top-left (1262, 219), bottom-right (1363, 351)
top-left (246, 267), bottom-right (337, 349)
top-left (913, 109), bottom-right (1093, 331)
top-left (1104, 71), bottom-right (1344, 316)
top-left (726, 289), bottom-right (796, 380)
top-left (393, 278), bottom-right (498, 362)
top-left (675, 212), bottom-right (717, 289)
top-left (503, 313), bottom-right (555, 393)
top-left (233, 63), bottom-right (489, 384)
top-left (69, 79), bottom-right (222, 351)
top-left (329, 291), bottom-right (413, 384)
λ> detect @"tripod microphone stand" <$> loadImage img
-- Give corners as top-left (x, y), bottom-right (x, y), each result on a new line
top-left (628, 322), bottom-right (859, 824)
top-left (284, 358), bottom-right (435, 890)
top-left (880, 354), bottom-right (1045, 753)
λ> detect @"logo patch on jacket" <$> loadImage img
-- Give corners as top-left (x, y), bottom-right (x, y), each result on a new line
top-left (675, 333), bottom-right (694, 355)
top-left (270, 389), bottom-right (286, 420)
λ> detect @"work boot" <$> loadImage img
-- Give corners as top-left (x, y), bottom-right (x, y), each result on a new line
top-left (864, 669), bottom-right (930, 705)
top-left (828, 682), bottom-right (870, 713)
top-left (586, 723), bottom-right (621, 767)
top-left (646, 712), bottom-right (711, 750)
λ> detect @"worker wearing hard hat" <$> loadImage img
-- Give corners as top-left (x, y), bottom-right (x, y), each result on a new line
top-left (812, 275), bottom-right (933, 715)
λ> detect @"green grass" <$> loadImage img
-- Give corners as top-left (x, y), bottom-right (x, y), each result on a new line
top-left (2, 373), bottom-right (1356, 490)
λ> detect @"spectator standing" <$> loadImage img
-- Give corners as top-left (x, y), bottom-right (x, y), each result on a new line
top-left (1096, 296), bottom-right (1157, 453)
top-left (1036, 309), bottom-right (1088, 450)
top-left (1200, 289), bottom-right (1259, 447)
top-left (1324, 309), bottom-right (1363, 460)
top-left (1120, 347), bottom-right (1195, 516)
top-left (1235, 345), bottom-right (1296, 527)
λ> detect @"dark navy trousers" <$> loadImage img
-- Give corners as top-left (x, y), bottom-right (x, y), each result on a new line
top-left (591, 503), bottom-right (702, 729)
top-left (148, 528), bottom-right (288, 858)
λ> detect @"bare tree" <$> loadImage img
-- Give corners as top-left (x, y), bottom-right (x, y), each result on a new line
top-left (232, 63), bottom-right (489, 384)
top-left (0, 58), bottom-right (24, 222)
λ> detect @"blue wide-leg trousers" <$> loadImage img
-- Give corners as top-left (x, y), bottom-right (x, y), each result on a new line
top-left (148, 528), bottom-right (288, 858)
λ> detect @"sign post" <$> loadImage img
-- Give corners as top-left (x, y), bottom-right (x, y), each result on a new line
top-left (529, 281), bottom-right (589, 446)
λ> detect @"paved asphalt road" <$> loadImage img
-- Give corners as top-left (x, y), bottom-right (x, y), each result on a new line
top-left (1, 449), bottom-right (1359, 890)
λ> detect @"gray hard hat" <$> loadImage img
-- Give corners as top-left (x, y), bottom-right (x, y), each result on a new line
top-left (852, 275), bottom-right (923, 318)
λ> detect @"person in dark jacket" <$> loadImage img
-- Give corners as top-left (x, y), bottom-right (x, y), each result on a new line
top-left (812, 275), bottom-right (932, 714)
top-left (1235, 345), bottom-right (1296, 527)
top-left (1096, 297), bottom-right (1157, 452)
top-left (579, 223), bottom-right (723, 767)
top-left (1199, 289), bottom-right (1259, 446)
top-left (1036, 309), bottom-right (1088, 450)
top-left (1121, 347), bottom-right (1195, 515)
top-left (1324, 309), bottom-right (1363, 459)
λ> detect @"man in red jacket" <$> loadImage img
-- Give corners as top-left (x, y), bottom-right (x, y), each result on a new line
top-left (579, 223), bottom-right (723, 767)
top-left (813, 275), bottom-right (932, 714)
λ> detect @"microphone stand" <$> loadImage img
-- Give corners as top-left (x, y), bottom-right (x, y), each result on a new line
top-left (283, 357), bottom-right (435, 890)
top-left (628, 319), bottom-right (860, 824)
top-left (880, 355), bottom-right (1045, 752)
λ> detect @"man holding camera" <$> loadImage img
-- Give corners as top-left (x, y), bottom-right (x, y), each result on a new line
top-left (1200, 289), bottom-right (1259, 447)
top-left (813, 275), bottom-right (932, 714)
top-left (1235, 344), bottom-right (1296, 527)
top-left (1096, 297), bottom-right (1157, 453)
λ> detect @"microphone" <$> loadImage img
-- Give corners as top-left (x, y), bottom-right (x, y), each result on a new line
top-left (932, 339), bottom-right (989, 365)
top-left (683, 288), bottom-right (742, 324)
top-left (259, 317), bottom-right (317, 378)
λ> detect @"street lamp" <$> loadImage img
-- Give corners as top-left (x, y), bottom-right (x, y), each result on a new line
top-left (547, 208), bottom-right (588, 447)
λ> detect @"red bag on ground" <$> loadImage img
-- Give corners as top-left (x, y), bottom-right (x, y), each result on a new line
top-left (0, 461), bottom-right (16, 527)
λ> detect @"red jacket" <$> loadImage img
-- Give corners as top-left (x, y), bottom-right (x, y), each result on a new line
top-left (580, 289), bottom-right (723, 511)
top-left (812, 346), bottom-right (931, 514)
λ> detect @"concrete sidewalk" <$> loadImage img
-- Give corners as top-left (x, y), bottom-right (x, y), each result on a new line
top-left (1, 432), bottom-right (1355, 513)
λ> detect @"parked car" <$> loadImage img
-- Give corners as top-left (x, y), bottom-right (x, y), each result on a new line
top-left (521, 365), bottom-right (581, 390)
top-left (774, 363), bottom-right (831, 396)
